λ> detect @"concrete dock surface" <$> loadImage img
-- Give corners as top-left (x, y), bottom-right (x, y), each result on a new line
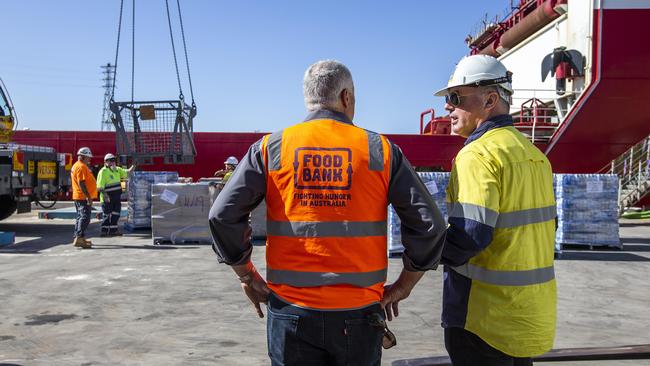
top-left (0, 206), bottom-right (649, 365)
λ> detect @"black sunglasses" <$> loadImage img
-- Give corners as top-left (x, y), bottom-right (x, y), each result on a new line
top-left (367, 313), bottom-right (397, 349)
top-left (445, 89), bottom-right (500, 108)
top-left (445, 91), bottom-right (482, 108)
top-left (445, 72), bottom-right (512, 108)
top-left (106, 158), bottom-right (116, 162)
top-left (445, 91), bottom-right (464, 107)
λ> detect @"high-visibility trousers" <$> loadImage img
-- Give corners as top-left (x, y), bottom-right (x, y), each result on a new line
top-left (101, 191), bottom-right (122, 234)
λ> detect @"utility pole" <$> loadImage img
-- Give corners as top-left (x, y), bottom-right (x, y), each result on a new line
top-left (101, 63), bottom-right (116, 131)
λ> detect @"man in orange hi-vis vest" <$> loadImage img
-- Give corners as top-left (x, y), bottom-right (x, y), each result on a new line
top-left (209, 60), bottom-right (446, 366)
top-left (71, 147), bottom-right (97, 249)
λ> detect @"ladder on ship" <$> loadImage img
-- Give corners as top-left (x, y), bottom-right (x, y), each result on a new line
top-left (601, 135), bottom-right (650, 214)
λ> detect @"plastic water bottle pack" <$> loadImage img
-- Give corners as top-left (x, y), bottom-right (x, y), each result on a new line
top-left (388, 172), bottom-right (449, 255)
top-left (555, 174), bottom-right (620, 249)
top-left (127, 171), bottom-right (179, 230)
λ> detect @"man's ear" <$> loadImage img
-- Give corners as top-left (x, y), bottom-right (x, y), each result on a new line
top-left (341, 89), bottom-right (350, 109)
top-left (484, 92), bottom-right (497, 110)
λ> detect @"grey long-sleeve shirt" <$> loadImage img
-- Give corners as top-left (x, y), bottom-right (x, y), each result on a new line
top-left (209, 109), bottom-right (446, 272)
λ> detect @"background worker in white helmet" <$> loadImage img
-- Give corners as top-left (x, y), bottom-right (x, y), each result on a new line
top-left (213, 156), bottom-right (239, 183)
top-left (435, 55), bottom-right (556, 365)
top-left (96, 154), bottom-right (135, 237)
top-left (71, 147), bottom-right (98, 248)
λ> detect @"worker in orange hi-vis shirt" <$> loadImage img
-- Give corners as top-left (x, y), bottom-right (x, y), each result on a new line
top-left (71, 147), bottom-right (98, 249)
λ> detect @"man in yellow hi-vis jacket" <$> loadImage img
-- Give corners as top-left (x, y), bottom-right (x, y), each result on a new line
top-left (96, 154), bottom-right (135, 237)
top-left (435, 55), bottom-right (557, 366)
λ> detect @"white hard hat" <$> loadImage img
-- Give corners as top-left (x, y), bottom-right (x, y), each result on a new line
top-left (434, 55), bottom-right (513, 96)
top-left (77, 147), bottom-right (93, 157)
top-left (104, 153), bottom-right (116, 161)
top-left (224, 156), bottom-right (239, 165)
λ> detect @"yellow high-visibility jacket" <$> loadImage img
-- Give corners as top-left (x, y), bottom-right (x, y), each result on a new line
top-left (97, 166), bottom-right (128, 203)
top-left (442, 115), bottom-right (557, 357)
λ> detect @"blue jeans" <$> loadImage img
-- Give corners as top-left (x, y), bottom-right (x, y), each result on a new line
top-left (74, 200), bottom-right (91, 238)
top-left (267, 293), bottom-right (383, 366)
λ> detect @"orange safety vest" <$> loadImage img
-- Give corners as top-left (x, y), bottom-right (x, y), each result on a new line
top-left (261, 118), bottom-right (391, 310)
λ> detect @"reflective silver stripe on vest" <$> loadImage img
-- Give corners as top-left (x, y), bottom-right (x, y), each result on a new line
top-left (267, 268), bottom-right (387, 287)
top-left (365, 130), bottom-right (384, 171)
top-left (266, 130), bottom-right (283, 171)
top-left (451, 264), bottom-right (555, 286)
top-left (495, 205), bottom-right (557, 228)
top-left (267, 220), bottom-right (387, 237)
top-left (448, 202), bottom-right (499, 228)
top-left (104, 184), bottom-right (122, 192)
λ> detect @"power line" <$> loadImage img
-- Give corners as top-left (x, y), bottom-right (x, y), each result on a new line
top-left (101, 63), bottom-right (116, 131)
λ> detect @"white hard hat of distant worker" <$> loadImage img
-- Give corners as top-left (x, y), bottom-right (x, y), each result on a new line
top-left (77, 147), bottom-right (93, 157)
top-left (224, 156), bottom-right (239, 166)
top-left (104, 153), bottom-right (116, 161)
top-left (434, 55), bottom-right (513, 103)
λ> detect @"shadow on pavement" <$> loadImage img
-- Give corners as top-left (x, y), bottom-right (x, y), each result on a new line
top-left (620, 221), bottom-right (650, 227)
top-left (556, 235), bottom-right (650, 261)
top-left (556, 251), bottom-right (650, 262)
top-left (0, 221), bottom-right (196, 254)
top-left (90, 244), bottom-right (201, 250)
top-left (0, 221), bottom-right (84, 254)
top-left (621, 237), bottom-right (650, 252)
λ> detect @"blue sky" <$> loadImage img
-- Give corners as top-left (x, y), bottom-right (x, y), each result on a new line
top-left (1, 1), bottom-right (509, 134)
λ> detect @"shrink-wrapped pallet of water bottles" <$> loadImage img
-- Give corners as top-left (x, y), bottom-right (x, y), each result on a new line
top-left (126, 171), bottom-right (179, 230)
top-left (388, 172), bottom-right (449, 255)
top-left (554, 174), bottom-right (621, 251)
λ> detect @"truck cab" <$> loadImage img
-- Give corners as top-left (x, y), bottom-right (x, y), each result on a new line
top-left (0, 79), bottom-right (71, 220)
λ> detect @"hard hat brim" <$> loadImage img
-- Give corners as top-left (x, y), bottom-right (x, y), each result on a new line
top-left (434, 87), bottom-right (451, 97)
top-left (434, 82), bottom-right (513, 97)
top-left (433, 81), bottom-right (468, 96)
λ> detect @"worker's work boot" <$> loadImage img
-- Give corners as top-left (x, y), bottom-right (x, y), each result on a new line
top-left (82, 237), bottom-right (93, 245)
top-left (73, 237), bottom-right (92, 249)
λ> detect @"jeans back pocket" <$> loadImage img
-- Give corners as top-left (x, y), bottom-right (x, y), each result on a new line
top-left (344, 317), bottom-right (383, 366)
top-left (267, 309), bottom-right (300, 365)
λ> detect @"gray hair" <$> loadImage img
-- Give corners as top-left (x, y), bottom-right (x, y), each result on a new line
top-left (483, 86), bottom-right (512, 110)
top-left (303, 60), bottom-right (354, 111)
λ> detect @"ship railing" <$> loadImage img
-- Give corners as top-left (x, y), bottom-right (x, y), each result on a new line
top-left (599, 135), bottom-right (650, 213)
top-left (419, 109), bottom-right (453, 135)
top-left (511, 92), bottom-right (559, 143)
top-left (510, 88), bottom-right (582, 143)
